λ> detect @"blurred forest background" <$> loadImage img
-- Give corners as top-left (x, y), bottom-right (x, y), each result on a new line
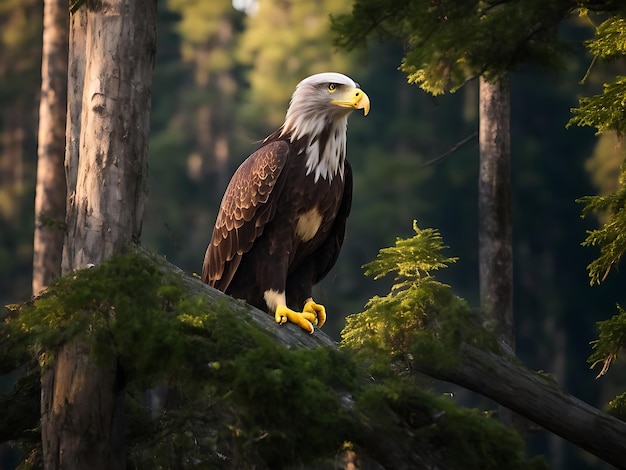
top-left (1, 0), bottom-right (625, 468)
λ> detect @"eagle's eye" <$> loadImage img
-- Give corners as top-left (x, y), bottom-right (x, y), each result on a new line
top-left (327, 83), bottom-right (337, 92)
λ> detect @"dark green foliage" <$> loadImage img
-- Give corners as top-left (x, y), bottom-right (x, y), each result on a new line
top-left (578, 179), bottom-right (626, 285)
top-left (569, 13), bottom-right (626, 135)
top-left (569, 8), bottom-right (626, 393)
top-left (8, 252), bottom-right (188, 376)
top-left (333, 0), bottom-right (573, 94)
top-left (126, 337), bottom-right (361, 468)
top-left (608, 392), bottom-right (626, 420)
top-left (570, 76), bottom-right (626, 134)
top-left (569, 11), bottom-right (626, 287)
top-left (3, 253), bottom-right (361, 468)
top-left (356, 380), bottom-right (548, 470)
top-left (223, 346), bottom-right (359, 466)
top-left (588, 304), bottom-right (626, 377)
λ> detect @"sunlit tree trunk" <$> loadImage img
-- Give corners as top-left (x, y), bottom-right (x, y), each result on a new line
top-left (478, 75), bottom-right (514, 353)
top-left (33, 0), bottom-right (68, 296)
top-left (40, 0), bottom-right (156, 467)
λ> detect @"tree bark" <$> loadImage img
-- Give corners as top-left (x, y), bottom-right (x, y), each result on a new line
top-left (61, 3), bottom-right (154, 270)
top-left (478, 75), bottom-right (514, 352)
top-left (33, 0), bottom-right (69, 296)
top-left (40, 1), bottom-right (156, 468)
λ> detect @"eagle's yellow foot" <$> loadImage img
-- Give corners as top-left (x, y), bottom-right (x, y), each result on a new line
top-left (275, 305), bottom-right (317, 334)
top-left (303, 298), bottom-right (326, 328)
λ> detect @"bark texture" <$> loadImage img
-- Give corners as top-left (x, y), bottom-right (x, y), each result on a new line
top-left (41, 1), bottom-right (157, 468)
top-left (33, 0), bottom-right (69, 296)
top-left (61, 2), bottom-right (155, 270)
top-left (478, 76), bottom-right (514, 351)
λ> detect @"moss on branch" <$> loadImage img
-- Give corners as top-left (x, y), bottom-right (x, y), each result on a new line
top-left (2, 249), bottom-right (543, 469)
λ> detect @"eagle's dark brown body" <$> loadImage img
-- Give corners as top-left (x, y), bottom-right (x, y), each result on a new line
top-left (201, 72), bottom-right (368, 332)
top-left (201, 134), bottom-right (352, 313)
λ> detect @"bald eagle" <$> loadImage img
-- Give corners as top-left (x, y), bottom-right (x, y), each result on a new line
top-left (201, 72), bottom-right (369, 333)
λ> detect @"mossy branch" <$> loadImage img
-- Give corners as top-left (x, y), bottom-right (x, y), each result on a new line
top-left (3, 248), bottom-right (533, 469)
top-left (3, 246), bottom-right (625, 467)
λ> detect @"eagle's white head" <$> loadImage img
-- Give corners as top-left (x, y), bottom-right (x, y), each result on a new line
top-left (280, 72), bottom-right (370, 182)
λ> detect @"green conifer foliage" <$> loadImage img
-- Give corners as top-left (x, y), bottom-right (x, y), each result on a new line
top-left (333, 0), bottom-right (573, 94)
top-left (568, 8), bottom-right (626, 386)
top-left (342, 222), bottom-right (495, 375)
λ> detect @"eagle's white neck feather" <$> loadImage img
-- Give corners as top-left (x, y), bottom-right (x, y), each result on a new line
top-left (279, 72), bottom-right (357, 183)
top-left (282, 112), bottom-right (348, 183)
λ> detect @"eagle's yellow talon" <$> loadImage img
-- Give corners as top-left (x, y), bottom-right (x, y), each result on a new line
top-left (274, 311), bottom-right (287, 325)
top-left (303, 299), bottom-right (326, 328)
top-left (275, 305), bottom-right (314, 333)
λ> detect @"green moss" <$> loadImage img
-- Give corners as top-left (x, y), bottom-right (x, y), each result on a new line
top-left (223, 346), bottom-right (359, 466)
top-left (8, 252), bottom-right (189, 375)
top-left (6, 252), bottom-right (363, 468)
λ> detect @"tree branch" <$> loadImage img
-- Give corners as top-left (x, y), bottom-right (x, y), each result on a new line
top-left (413, 343), bottom-right (626, 469)
top-left (420, 131), bottom-right (478, 168)
top-left (158, 252), bottom-right (337, 350)
top-left (154, 249), bottom-right (626, 467)
top-left (5, 249), bottom-right (625, 468)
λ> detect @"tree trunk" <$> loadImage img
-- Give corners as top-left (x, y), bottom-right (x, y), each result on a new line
top-left (33, 0), bottom-right (68, 296)
top-left (61, 4), bottom-right (154, 270)
top-left (40, 1), bottom-right (156, 468)
top-left (478, 75), bottom-right (514, 352)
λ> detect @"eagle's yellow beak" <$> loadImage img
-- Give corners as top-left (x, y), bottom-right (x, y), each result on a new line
top-left (331, 88), bottom-right (370, 116)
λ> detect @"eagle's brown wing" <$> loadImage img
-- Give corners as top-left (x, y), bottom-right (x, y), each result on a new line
top-left (201, 140), bottom-right (289, 291)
